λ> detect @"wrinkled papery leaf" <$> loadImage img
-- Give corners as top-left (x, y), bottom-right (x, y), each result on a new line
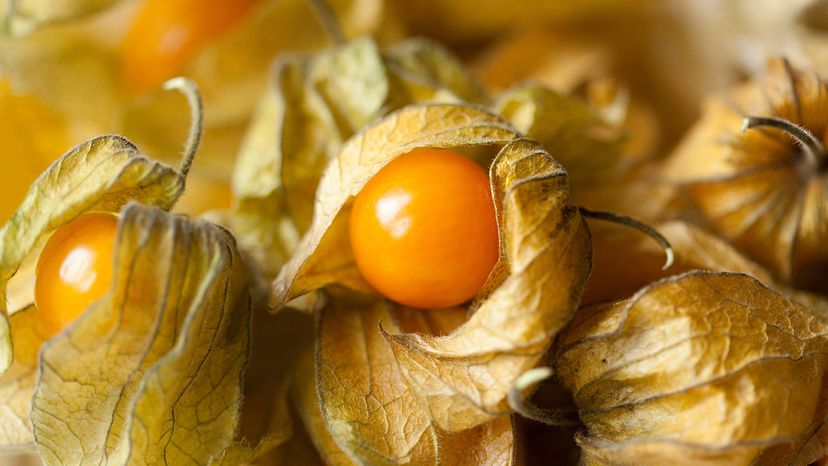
top-left (271, 102), bottom-right (592, 432)
top-left (555, 270), bottom-right (828, 466)
top-left (491, 83), bottom-right (679, 231)
top-left (29, 203), bottom-right (252, 465)
top-left (0, 306), bottom-right (43, 448)
top-left (293, 345), bottom-right (355, 465)
top-left (494, 85), bottom-right (626, 193)
top-left (0, 135), bottom-right (186, 374)
top-left (1, 0), bottom-right (119, 35)
top-left (664, 58), bottom-right (828, 291)
top-left (232, 38), bottom-right (482, 277)
top-left (311, 295), bottom-right (516, 465)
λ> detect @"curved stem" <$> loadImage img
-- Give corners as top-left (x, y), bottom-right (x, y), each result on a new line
top-left (163, 77), bottom-right (203, 180)
top-left (307, 0), bottom-right (345, 45)
top-left (741, 116), bottom-right (824, 168)
top-left (508, 368), bottom-right (581, 426)
top-left (578, 207), bottom-right (674, 270)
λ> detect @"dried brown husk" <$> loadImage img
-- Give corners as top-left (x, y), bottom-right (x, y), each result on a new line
top-left (0, 133), bottom-right (189, 375)
top-left (663, 58), bottom-right (828, 292)
top-left (27, 203), bottom-right (265, 464)
top-left (314, 296), bottom-right (517, 465)
top-left (493, 83), bottom-right (677, 228)
top-left (231, 37), bottom-right (484, 278)
top-left (271, 102), bottom-right (592, 434)
top-left (493, 85), bottom-right (626, 193)
top-left (555, 270), bottom-right (828, 466)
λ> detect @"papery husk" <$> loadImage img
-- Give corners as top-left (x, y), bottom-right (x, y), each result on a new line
top-left (0, 306), bottom-right (43, 448)
top-left (0, 133), bottom-right (189, 374)
top-left (271, 102), bottom-right (592, 433)
top-left (663, 58), bottom-right (828, 291)
top-left (314, 296), bottom-right (518, 465)
top-left (29, 203), bottom-right (259, 465)
top-left (493, 85), bottom-right (626, 191)
top-left (555, 270), bottom-right (828, 466)
top-left (231, 37), bottom-right (483, 277)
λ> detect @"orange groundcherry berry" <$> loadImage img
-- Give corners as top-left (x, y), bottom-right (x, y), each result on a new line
top-left (349, 147), bottom-right (500, 309)
top-left (34, 212), bottom-right (119, 336)
top-left (121, 0), bottom-right (259, 92)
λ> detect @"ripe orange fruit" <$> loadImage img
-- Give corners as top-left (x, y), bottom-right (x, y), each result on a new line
top-left (121, 0), bottom-right (259, 92)
top-left (349, 147), bottom-right (499, 309)
top-left (34, 212), bottom-right (119, 336)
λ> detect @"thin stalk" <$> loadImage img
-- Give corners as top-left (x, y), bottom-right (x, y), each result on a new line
top-left (741, 116), bottom-right (824, 169)
top-left (508, 368), bottom-right (581, 426)
top-left (578, 207), bottom-right (674, 270)
top-left (307, 0), bottom-right (345, 45)
top-left (162, 77), bottom-right (203, 180)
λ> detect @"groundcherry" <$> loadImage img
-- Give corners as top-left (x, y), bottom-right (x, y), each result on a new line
top-left (349, 147), bottom-right (499, 309)
top-left (34, 212), bottom-right (118, 336)
top-left (120, 0), bottom-right (260, 92)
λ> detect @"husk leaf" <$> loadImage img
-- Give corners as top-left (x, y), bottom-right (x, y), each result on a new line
top-left (555, 270), bottom-right (828, 466)
top-left (0, 134), bottom-right (187, 374)
top-left (232, 38), bottom-right (483, 278)
top-left (663, 58), bottom-right (828, 291)
top-left (271, 102), bottom-right (591, 432)
top-left (29, 203), bottom-right (253, 465)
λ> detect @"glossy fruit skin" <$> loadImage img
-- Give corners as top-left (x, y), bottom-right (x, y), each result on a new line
top-left (34, 212), bottom-right (119, 336)
top-left (349, 147), bottom-right (499, 309)
top-left (121, 0), bottom-right (259, 92)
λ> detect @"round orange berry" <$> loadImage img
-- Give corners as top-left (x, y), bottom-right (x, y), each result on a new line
top-left (349, 147), bottom-right (499, 309)
top-left (34, 212), bottom-right (119, 336)
top-left (121, 0), bottom-right (259, 92)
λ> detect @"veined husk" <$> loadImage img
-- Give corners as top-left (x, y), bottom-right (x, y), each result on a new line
top-left (0, 133), bottom-right (188, 375)
top-left (231, 37), bottom-right (484, 278)
top-left (663, 58), bottom-right (828, 291)
top-left (271, 103), bottom-right (592, 440)
top-left (0, 81), bottom-right (207, 450)
top-left (555, 270), bottom-right (828, 466)
top-left (296, 295), bottom-right (519, 465)
top-left (28, 203), bottom-right (262, 465)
